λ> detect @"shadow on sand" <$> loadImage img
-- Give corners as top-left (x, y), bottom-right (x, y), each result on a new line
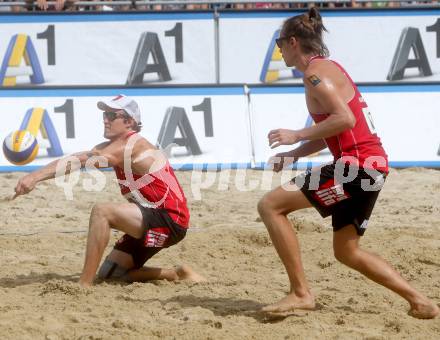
top-left (0, 272), bottom-right (79, 288)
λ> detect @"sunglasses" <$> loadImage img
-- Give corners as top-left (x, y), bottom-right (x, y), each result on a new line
top-left (275, 35), bottom-right (293, 49)
top-left (103, 111), bottom-right (126, 121)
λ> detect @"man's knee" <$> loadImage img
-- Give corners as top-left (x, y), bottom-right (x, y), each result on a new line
top-left (91, 203), bottom-right (106, 216)
top-left (257, 196), bottom-right (268, 217)
top-left (333, 225), bottom-right (363, 265)
top-left (257, 194), bottom-right (277, 217)
top-left (97, 259), bottom-right (130, 282)
top-left (333, 244), bottom-right (361, 266)
top-left (90, 203), bottom-right (114, 222)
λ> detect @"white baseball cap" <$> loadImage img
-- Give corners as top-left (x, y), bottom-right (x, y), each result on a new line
top-left (97, 95), bottom-right (141, 124)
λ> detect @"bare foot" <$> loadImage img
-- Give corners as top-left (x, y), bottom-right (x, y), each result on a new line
top-left (78, 279), bottom-right (92, 288)
top-left (176, 264), bottom-right (207, 283)
top-left (261, 292), bottom-right (315, 313)
top-left (408, 300), bottom-right (439, 319)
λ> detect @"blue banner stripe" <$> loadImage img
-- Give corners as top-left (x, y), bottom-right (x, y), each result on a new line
top-left (0, 9), bottom-right (437, 24)
top-left (249, 85), bottom-right (440, 94)
top-left (0, 12), bottom-right (213, 24)
top-left (0, 84), bottom-right (440, 97)
top-left (0, 87), bottom-right (246, 97)
top-left (219, 9), bottom-right (440, 19)
top-left (358, 85), bottom-right (440, 93)
top-left (1, 161), bottom-right (439, 172)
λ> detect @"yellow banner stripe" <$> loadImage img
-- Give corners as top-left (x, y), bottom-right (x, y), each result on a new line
top-left (3, 77), bottom-right (16, 86)
top-left (40, 119), bottom-right (48, 139)
top-left (25, 108), bottom-right (45, 137)
top-left (265, 70), bottom-right (279, 83)
top-left (23, 50), bottom-right (30, 66)
top-left (271, 47), bottom-right (282, 61)
top-left (9, 34), bottom-right (27, 67)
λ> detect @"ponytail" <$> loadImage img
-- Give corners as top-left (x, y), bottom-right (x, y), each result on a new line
top-left (282, 7), bottom-right (329, 57)
top-left (308, 6), bottom-right (326, 36)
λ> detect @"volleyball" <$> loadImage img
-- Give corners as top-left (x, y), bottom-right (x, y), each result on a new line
top-left (2, 130), bottom-right (39, 165)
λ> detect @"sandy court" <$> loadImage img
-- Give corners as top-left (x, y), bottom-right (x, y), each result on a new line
top-left (0, 168), bottom-right (439, 339)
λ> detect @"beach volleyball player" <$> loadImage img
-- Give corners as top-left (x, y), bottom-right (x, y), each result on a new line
top-left (258, 8), bottom-right (438, 319)
top-left (14, 95), bottom-right (204, 286)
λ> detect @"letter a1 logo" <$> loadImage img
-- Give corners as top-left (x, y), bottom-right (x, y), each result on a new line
top-left (20, 108), bottom-right (63, 157)
top-left (0, 34), bottom-right (44, 86)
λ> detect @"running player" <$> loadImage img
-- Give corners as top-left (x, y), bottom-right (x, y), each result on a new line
top-left (258, 8), bottom-right (439, 319)
top-left (14, 95), bottom-right (205, 286)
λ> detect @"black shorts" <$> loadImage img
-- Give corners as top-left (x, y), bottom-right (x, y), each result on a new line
top-left (291, 162), bottom-right (386, 236)
top-left (114, 205), bottom-right (187, 269)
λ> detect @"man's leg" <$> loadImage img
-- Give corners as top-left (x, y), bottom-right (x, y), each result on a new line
top-left (257, 182), bottom-right (315, 313)
top-left (103, 249), bottom-right (206, 283)
top-left (82, 202), bottom-right (206, 286)
top-left (333, 225), bottom-right (439, 319)
top-left (128, 264), bottom-right (206, 282)
top-left (79, 202), bottom-right (144, 286)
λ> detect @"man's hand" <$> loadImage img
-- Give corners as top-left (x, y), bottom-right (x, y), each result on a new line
top-left (36, 0), bottom-right (65, 11)
top-left (14, 174), bottom-right (38, 199)
top-left (36, 0), bottom-right (49, 10)
top-left (268, 129), bottom-right (302, 149)
top-left (268, 151), bottom-right (298, 173)
top-left (55, 0), bottom-right (65, 10)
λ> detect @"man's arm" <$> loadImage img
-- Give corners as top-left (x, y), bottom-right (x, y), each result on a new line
top-left (14, 143), bottom-right (112, 198)
top-left (290, 139), bottom-right (327, 158)
top-left (297, 71), bottom-right (356, 141)
top-left (268, 72), bottom-right (356, 149)
top-left (130, 139), bottom-right (167, 175)
top-left (270, 139), bottom-right (327, 172)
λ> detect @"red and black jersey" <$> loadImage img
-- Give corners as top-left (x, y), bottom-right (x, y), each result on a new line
top-left (114, 132), bottom-right (190, 228)
top-left (309, 56), bottom-right (389, 173)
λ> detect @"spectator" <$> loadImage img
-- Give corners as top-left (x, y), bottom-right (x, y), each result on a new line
top-left (0, 0), bottom-right (22, 12)
top-left (23, 0), bottom-right (77, 11)
top-left (36, 0), bottom-right (66, 10)
top-left (186, 3), bottom-right (210, 10)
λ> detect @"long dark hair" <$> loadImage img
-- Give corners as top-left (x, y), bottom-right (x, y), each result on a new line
top-left (281, 7), bottom-right (329, 57)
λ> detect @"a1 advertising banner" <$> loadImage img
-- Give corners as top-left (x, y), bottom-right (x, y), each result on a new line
top-left (0, 88), bottom-right (252, 169)
top-left (248, 86), bottom-right (440, 167)
top-left (219, 10), bottom-right (440, 84)
top-left (3, 10), bottom-right (440, 86)
top-left (0, 13), bottom-right (215, 86)
top-left (1, 85), bottom-right (439, 170)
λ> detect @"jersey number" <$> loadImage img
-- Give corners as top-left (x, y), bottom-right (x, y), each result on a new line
top-left (362, 107), bottom-right (377, 134)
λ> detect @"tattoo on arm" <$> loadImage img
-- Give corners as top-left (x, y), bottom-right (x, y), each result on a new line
top-left (307, 75), bottom-right (321, 87)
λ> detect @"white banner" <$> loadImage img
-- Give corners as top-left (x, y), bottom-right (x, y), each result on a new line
top-left (219, 11), bottom-right (440, 84)
top-left (1, 86), bottom-right (439, 170)
top-left (0, 89), bottom-right (252, 168)
top-left (249, 87), bottom-right (440, 165)
top-left (2, 11), bottom-right (440, 86)
top-left (0, 13), bottom-right (215, 86)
